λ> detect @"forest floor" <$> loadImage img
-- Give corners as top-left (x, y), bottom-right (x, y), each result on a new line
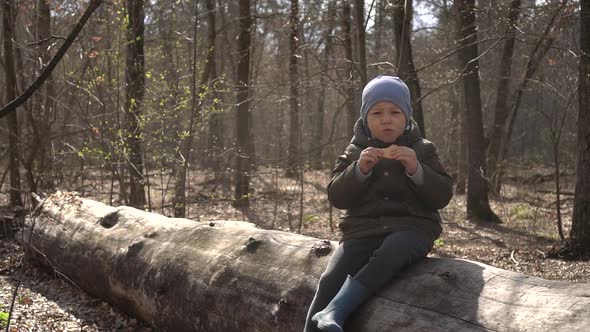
top-left (1, 162), bottom-right (589, 330)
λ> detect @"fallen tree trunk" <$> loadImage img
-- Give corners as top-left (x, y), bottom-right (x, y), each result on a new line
top-left (19, 193), bottom-right (590, 331)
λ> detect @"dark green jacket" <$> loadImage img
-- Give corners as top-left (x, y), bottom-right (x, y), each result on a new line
top-left (328, 119), bottom-right (453, 242)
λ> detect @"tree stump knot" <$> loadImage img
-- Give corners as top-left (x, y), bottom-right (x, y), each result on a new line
top-left (245, 237), bottom-right (261, 253)
top-left (310, 240), bottom-right (332, 257)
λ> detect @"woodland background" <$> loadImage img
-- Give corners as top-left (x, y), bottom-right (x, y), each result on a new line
top-left (1, 0), bottom-right (590, 330)
top-left (0, 0), bottom-right (589, 276)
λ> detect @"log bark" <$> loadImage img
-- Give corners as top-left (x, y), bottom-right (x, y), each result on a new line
top-left (21, 194), bottom-right (590, 331)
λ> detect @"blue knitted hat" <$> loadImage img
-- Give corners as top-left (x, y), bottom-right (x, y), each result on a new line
top-left (360, 76), bottom-right (413, 132)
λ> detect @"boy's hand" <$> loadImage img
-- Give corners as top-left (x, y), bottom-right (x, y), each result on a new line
top-left (381, 145), bottom-right (418, 175)
top-left (358, 147), bottom-right (384, 174)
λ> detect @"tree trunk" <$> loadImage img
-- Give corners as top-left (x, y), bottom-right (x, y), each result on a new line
top-left (442, 0), bottom-right (465, 194)
top-left (205, 0), bottom-right (224, 173)
top-left (570, 0), bottom-right (590, 254)
top-left (455, 101), bottom-right (468, 195)
top-left (553, 142), bottom-right (565, 240)
top-left (173, 0), bottom-right (210, 218)
top-left (392, 0), bottom-right (426, 137)
top-left (234, 0), bottom-right (254, 208)
top-left (341, 0), bottom-right (356, 136)
top-left (124, 0), bottom-right (147, 208)
top-left (354, 0), bottom-right (367, 86)
top-left (286, 0), bottom-right (300, 178)
top-left (374, 0), bottom-right (386, 59)
top-left (486, 0), bottom-right (521, 192)
top-left (448, 81), bottom-right (465, 194)
top-left (32, 0), bottom-right (56, 192)
top-left (455, 0), bottom-right (499, 223)
top-left (311, 0), bottom-right (336, 170)
top-left (21, 195), bottom-right (590, 331)
top-left (157, 1), bottom-right (181, 214)
top-left (23, 0), bottom-right (51, 195)
top-left (2, 0), bottom-right (22, 207)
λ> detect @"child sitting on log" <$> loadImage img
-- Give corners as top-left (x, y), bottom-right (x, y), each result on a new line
top-left (304, 75), bottom-right (453, 332)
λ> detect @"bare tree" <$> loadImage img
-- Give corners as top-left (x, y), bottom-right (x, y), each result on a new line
top-left (173, 0), bottom-right (200, 218)
top-left (286, 0), bottom-right (301, 178)
top-left (0, 0), bottom-right (103, 120)
top-left (374, 0), bottom-right (386, 60)
top-left (456, 90), bottom-right (468, 195)
top-left (311, 0), bottom-right (337, 169)
top-left (486, 0), bottom-right (521, 190)
top-left (206, 0), bottom-right (223, 173)
top-left (234, 0), bottom-right (254, 208)
top-left (354, 0), bottom-right (367, 86)
top-left (2, 0), bottom-right (21, 206)
top-left (538, 78), bottom-right (575, 241)
top-left (173, 0), bottom-right (223, 217)
top-left (19, 0), bottom-right (55, 195)
top-left (491, 1), bottom-right (569, 191)
top-left (455, 0), bottom-right (500, 223)
top-left (439, 0), bottom-right (466, 194)
top-left (569, 0), bottom-right (590, 255)
top-left (341, 0), bottom-right (356, 136)
top-left (392, 0), bottom-right (425, 136)
top-left (124, 0), bottom-right (147, 208)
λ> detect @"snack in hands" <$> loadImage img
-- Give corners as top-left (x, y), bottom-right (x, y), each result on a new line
top-left (381, 145), bottom-right (397, 159)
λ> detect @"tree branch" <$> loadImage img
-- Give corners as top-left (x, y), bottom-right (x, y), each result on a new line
top-left (0, 0), bottom-right (103, 120)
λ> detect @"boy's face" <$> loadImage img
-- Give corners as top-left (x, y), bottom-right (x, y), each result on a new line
top-left (366, 101), bottom-right (407, 143)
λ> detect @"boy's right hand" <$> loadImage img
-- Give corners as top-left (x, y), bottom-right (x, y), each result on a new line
top-left (358, 147), bottom-right (384, 175)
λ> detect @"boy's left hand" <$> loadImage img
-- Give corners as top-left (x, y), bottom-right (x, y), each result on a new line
top-left (382, 145), bottom-right (418, 175)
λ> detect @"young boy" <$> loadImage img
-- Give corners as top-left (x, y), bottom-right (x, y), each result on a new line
top-left (304, 76), bottom-right (453, 332)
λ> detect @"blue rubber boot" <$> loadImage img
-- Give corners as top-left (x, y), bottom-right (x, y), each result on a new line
top-left (311, 275), bottom-right (370, 332)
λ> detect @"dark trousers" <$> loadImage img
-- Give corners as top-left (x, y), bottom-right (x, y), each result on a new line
top-left (303, 230), bottom-right (434, 332)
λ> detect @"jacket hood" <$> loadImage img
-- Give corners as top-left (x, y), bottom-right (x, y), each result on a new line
top-left (350, 117), bottom-right (423, 149)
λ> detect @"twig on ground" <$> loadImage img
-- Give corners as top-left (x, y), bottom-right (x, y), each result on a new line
top-left (6, 193), bottom-right (50, 332)
top-left (535, 249), bottom-right (547, 259)
top-left (510, 249), bottom-right (520, 266)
